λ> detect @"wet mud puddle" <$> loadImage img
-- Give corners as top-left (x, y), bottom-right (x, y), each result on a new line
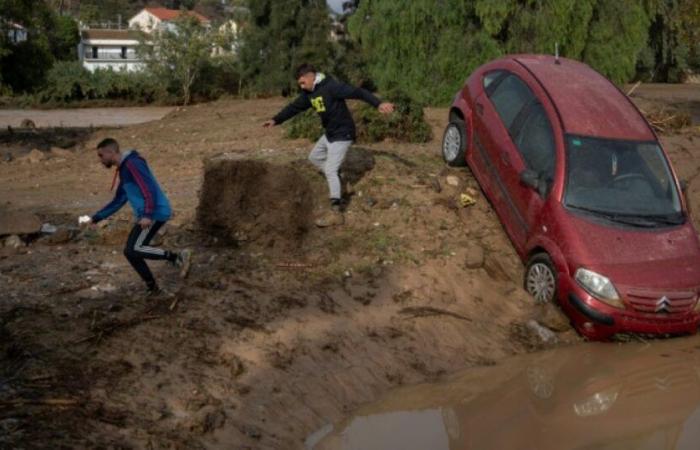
top-left (308, 336), bottom-right (700, 450)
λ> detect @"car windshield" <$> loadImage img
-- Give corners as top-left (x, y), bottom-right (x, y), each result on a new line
top-left (564, 135), bottom-right (683, 226)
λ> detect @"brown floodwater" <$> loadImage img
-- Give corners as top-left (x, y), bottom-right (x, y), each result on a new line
top-left (308, 336), bottom-right (700, 450)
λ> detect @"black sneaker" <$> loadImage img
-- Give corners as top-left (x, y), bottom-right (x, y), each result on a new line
top-left (146, 285), bottom-right (162, 297)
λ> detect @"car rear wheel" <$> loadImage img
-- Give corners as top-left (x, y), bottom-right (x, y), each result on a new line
top-left (525, 253), bottom-right (557, 303)
top-left (442, 119), bottom-right (467, 166)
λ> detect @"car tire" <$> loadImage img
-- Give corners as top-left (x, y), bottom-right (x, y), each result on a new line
top-left (441, 119), bottom-right (467, 167)
top-left (525, 253), bottom-right (557, 303)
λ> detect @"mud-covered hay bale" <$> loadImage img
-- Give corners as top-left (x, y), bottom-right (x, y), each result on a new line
top-left (197, 156), bottom-right (314, 250)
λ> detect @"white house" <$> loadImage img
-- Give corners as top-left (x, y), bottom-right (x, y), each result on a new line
top-left (78, 29), bottom-right (144, 72)
top-left (128, 7), bottom-right (210, 34)
top-left (212, 19), bottom-right (242, 56)
top-left (7, 22), bottom-right (28, 44)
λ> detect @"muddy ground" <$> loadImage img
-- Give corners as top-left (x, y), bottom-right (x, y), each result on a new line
top-left (0, 85), bottom-right (699, 449)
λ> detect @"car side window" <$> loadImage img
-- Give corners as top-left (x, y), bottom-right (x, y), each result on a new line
top-left (513, 102), bottom-right (555, 181)
top-left (483, 71), bottom-right (505, 91)
top-left (487, 74), bottom-right (535, 131)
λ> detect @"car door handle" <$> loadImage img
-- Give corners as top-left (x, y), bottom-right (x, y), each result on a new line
top-left (476, 102), bottom-right (484, 115)
top-left (501, 152), bottom-right (511, 166)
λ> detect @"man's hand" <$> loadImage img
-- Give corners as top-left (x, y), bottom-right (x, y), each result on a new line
top-left (138, 217), bottom-right (153, 229)
top-left (262, 119), bottom-right (276, 128)
top-left (378, 102), bottom-right (395, 114)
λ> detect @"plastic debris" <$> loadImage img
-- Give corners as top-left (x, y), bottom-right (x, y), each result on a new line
top-left (459, 193), bottom-right (476, 207)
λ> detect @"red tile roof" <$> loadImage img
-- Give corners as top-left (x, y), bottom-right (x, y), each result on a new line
top-left (142, 7), bottom-right (209, 24)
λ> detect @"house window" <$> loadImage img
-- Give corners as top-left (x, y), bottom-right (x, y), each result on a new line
top-left (91, 46), bottom-right (98, 59)
top-left (121, 46), bottom-right (127, 59)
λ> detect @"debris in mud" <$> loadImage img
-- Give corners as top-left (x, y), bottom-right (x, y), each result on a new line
top-left (641, 105), bottom-right (692, 133)
top-left (196, 155), bottom-right (315, 251)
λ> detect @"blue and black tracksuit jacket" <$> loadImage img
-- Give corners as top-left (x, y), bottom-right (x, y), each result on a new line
top-left (92, 150), bottom-right (172, 224)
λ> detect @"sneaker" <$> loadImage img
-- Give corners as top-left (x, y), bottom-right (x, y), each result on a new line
top-left (146, 284), bottom-right (163, 298)
top-left (176, 249), bottom-right (192, 279)
top-left (315, 210), bottom-right (345, 227)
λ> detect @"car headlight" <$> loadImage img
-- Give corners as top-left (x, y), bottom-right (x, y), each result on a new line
top-left (573, 387), bottom-right (620, 417)
top-left (575, 268), bottom-right (623, 308)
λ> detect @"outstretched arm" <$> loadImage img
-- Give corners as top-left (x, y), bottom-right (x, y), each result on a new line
top-left (264, 94), bottom-right (312, 127)
top-left (91, 182), bottom-right (127, 223)
top-left (331, 80), bottom-right (394, 114)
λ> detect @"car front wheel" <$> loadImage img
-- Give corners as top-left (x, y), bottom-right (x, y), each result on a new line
top-left (441, 120), bottom-right (467, 167)
top-left (525, 253), bottom-right (557, 303)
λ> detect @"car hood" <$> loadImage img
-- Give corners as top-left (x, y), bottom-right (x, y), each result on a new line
top-left (559, 212), bottom-right (700, 289)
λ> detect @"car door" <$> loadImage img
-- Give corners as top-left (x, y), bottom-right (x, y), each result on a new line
top-left (504, 101), bottom-right (556, 245)
top-left (475, 71), bottom-right (535, 249)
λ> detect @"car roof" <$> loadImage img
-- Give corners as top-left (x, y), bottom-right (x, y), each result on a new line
top-left (508, 55), bottom-right (655, 141)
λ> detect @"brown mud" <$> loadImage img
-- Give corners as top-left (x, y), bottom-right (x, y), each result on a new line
top-left (0, 86), bottom-right (699, 449)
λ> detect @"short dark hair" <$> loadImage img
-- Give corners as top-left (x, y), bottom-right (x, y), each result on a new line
top-left (97, 137), bottom-right (119, 150)
top-left (295, 63), bottom-right (316, 79)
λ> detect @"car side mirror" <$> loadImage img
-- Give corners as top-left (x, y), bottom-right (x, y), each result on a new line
top-left (520, 169), bottom-right (547, 197)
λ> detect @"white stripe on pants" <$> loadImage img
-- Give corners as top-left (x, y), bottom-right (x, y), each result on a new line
top-left (308, 135), bottom-right (352, 200)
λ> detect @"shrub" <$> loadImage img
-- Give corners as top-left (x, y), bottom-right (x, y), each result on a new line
top-left (355, 91), bottom-right (432, 143)
top-left (284, 109), bottom-right (324, 141)
top-left (38, 61), bottom-right (165, 104)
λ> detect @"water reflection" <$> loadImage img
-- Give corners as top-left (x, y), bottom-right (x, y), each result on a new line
top-left (311, 337), bottom-right (700, 450)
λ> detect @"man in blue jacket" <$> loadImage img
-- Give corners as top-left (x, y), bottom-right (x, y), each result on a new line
top-left (263, 63), bottom-right (394, 227)
top-left (89, 138), bottom-right (191, 295)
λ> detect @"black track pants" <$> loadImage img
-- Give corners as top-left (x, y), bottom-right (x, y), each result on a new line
top-left (124, 221), bottom-right (173, 288)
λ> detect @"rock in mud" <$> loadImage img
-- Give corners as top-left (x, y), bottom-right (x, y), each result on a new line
top-left (0, 210), bottom-right (42, 236)
top-left (526, 319), bottom-right (558, 345)
top-left (3, 235), bottom-right (24, 249)
top-left (445, 175), bottom-right (460, 187)
top-left (197, 155), bottom-right (314, 251)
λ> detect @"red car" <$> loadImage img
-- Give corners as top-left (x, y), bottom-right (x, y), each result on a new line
top-left (442, 54), bottom-right (700, 340)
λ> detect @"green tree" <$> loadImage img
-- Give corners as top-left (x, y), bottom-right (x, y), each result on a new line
top-left (348, 0), bottom-right (653, 104)
top-left (640, 0), bottom-right (700, 81)
top-left (138, 14), bottom-right (213, 105)
top-left (238, 0), bottom-right (336, 95)
top-left (348, 0), bottom-right (501, 105)
top-left (0, 0), bottom-right (78, 93)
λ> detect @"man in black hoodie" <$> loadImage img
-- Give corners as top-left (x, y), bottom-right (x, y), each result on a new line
top-left (264, 63), bottom-right (394, 227)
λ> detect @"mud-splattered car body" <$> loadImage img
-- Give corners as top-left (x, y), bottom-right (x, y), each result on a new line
top-left (442, 54), bottom-right (700, 340)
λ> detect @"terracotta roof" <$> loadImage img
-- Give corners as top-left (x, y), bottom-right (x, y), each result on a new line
top-left (81, 29), bottom-right (142, 41)
top-left (142, 7), bottom-right (210, 23)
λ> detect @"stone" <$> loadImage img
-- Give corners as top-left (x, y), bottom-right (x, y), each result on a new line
top-left (0, 210), bottom-right (42, 236)
top-left (445, 175), bottom-right (460, 187)
top-left (526, 319), bottom-right (558, 345)
top-left (464, 244), bottom-right (485, 269)
top-left (3, 235), bottom-right (24, 249)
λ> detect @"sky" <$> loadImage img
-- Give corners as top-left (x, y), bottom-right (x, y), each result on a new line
top-left (326, 0), bottom-right (345, 14)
